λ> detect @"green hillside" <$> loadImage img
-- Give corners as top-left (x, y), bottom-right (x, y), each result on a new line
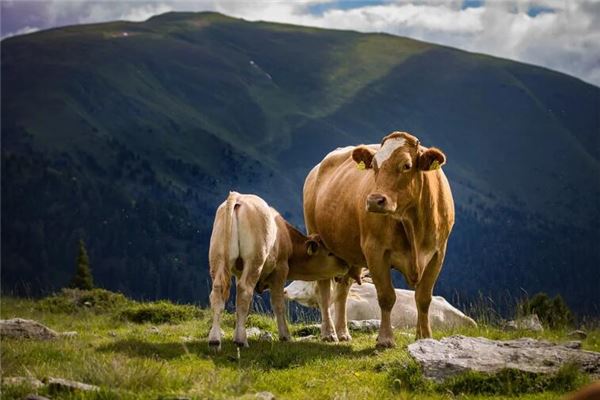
top-left (2, 12), bottom-right (599, 314)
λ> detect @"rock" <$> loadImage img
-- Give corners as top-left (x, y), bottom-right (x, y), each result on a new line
top-left (46, 377), bottom-right (100, 393)
top-left (504, 314), bottom-right (544, 332)
top-left (255, 391), bottom-right (276, 400)
top-left (61, 331), bottom-right (78, 338)
top-left (1, 376), bottom-right (44, 388)
top-left (295, 324), bottom-right (321, 337)
top-left (259, 332), bottom-right (274, 342)
top-left (24, 395), bottom-right (51, 400)
top-left (564, 341), bottom-right (582, 349)
top-left (0, 318), bottom-right (59, 340)
top-left (348, 319), bottom-right (380, 332)
top-left (408, 335), bottom-right (600, 382)
top-left (108, 331), bottom-right (117, 337)
top-left (83, 301), bottom-right (92, 307)
top-left (568, 330), bottom-right (588, 340)
top-left (246, 327), bottom-right (262, 339)
top-left (147, 326), bottom-right (160, 334)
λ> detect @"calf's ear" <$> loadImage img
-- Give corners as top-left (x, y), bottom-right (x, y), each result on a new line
top-left (305, 234), bottom-right (322, 255)
top-left (418, 147), bottom-right (446, 171)
top-left (352, 146), bottom-right (375, 169)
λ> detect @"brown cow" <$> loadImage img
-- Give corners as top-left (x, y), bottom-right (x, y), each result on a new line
top-left (208, 191), bottom-right (348, 350)
top-left (304, 132), bottom-right (454, 347)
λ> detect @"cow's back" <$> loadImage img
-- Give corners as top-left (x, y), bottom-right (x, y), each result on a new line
top-left (304, 146), bottom-right (377, 265)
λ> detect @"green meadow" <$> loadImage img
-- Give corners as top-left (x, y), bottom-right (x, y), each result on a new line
top-left (1, 291), bottom-right (598, 399)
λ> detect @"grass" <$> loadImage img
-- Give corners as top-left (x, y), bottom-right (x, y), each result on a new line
top-left (1, 293), bottom-right (598, 400)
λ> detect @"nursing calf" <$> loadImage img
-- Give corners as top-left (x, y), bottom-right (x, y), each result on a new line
top-left (208, 192), bottom-right (348, 350)
top-left (284, 280), bottom-right (477, 330)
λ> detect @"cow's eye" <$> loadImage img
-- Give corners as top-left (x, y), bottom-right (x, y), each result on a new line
top-left (328, 252), bottom-right (334, 256)
top-left (402, 163), bottom-right (412, 171)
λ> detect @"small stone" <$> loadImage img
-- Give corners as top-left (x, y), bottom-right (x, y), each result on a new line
top-left (108, 331), bottom-right (117, 337)
top-left (348, 319), bottom-right (380, 332)
top-left (24, 395), bottom-right (51, 400)
top-left (295, 324), bottom-right (321, 337)
top-left (2, 376), bottom-right (44, 388)
top-left (0, 318), bottom-right (59, 340)
top-left (259, 332), bottom-right (274, 342)
top-left (568, 330), bottom-right (587, 340)
top-left (564, 341), bottom-right (582, 349)
top-left (296, 335), bottom-right (316, 341)
top-left (61, 331), bottom-right (78, 338)
top-left (246, 327), bottom-right (262, 339)
top-left (503, 314), bottom-right (544, 332)
top-left (47, 377), bottom-right (100, 393)
top-left (147, 326), bottom-right (160, 334)
top-left (83, 301), bottom-right (92, 307)
top-left (255, 391), bottom-right (276, 400)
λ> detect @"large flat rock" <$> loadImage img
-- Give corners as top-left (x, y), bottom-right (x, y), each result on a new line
top-left (408, 335), bottom-right (600, 382)
top-left (0, 318), bottom-right (58, 340)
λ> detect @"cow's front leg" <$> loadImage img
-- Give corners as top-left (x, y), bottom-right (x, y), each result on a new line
top-left (415, 248), bottom-right (445, 339)
top-left (318, 279), bottom-right (338, 342)
top-left (234, 259), bottom-right (263, 347)
top-left (367, 252), bottom-right (396, 348)
top-left (333, 274), bottom-right (353, 341)
top-left (269, 265), bottom-right (291, 342)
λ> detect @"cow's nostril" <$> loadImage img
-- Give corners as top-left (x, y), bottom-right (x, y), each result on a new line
top-left (376, 197), bottom-right (386, 206)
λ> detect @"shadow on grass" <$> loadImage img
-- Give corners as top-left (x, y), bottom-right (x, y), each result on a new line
top-left (97, 338), bottom-right (375, 370)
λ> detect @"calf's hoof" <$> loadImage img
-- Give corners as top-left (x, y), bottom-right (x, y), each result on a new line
top-left (208, 340), bottom-right (221, 351)
top-left (234, 340), bottom-right (249, 348)
top-left (279, 335), bottom-right (291, 342)
top-left (321, 333), bottom-right (339, 343)
top-left (376, 337), bottom-right (396, 349)
top-left (338, 333), bottom-right (352, 342)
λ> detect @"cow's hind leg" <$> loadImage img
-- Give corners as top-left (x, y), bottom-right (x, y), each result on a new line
top-left (333, 274), bottom-right (353, 342)
top-left (415, 247), bottom-right (445, 339)
top-left (208, 282), bottom-right (229, 350)
top-left (234, 258), bottom-right (263, 347)
top-left (318, 279), bottom-right (338, 342)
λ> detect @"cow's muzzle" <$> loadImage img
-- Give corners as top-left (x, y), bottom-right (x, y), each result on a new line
top-left (366, 193), bottom-right (393, 213)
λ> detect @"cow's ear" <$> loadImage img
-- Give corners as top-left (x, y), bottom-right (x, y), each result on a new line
top-left (418, 147), bottom-right (446, 171)
top-left (352, 146), bottom-right (375, 169)
top-left (305, 234), bottom-right (322, 255)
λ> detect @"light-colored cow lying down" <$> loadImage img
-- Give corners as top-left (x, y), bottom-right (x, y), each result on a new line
top-left (284, 280), bottom-right (477, 330)
top-left (208, 192), bottom-right (348, 350)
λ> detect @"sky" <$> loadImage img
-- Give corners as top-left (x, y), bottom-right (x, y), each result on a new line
top-left (2, 1), bottom-right (599, 87)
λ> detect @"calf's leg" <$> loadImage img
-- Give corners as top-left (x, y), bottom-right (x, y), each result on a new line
top-left (333, 274), bottom-right (353, 342)
top-left (208, 278), bottom-right (227, 351)
top-left (318, 279), bottom-right (338, 342)
top-left (234, 258), bottom-right (263, 347)
top-left (269, 265), bottom-right (291, 341)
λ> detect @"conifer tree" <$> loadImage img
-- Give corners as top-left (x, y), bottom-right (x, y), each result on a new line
top-left (70, 239), bottom-right (94, 290)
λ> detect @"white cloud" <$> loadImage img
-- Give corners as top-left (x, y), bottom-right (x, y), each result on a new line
top-left (1, 0), bottom-right (599, 86)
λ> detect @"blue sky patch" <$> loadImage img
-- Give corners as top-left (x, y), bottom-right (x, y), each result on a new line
top-left (462, 0), bottom-right (484, 10)
top-left (528, 5), bottom-right (555, 17)
top-left (308, 0), bottom-right (388, 16)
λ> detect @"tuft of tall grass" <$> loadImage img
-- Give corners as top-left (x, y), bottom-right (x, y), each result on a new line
top-left (117, 301), bottom-right (198, 324)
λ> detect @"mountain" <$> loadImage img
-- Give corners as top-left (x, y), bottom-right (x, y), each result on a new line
top-left (2, 12), bottom-right (599, 315)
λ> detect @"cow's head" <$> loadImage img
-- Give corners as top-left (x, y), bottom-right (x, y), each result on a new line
top-left (352, 131), bottom-right (446, 216)
top-left (283, 281), bottom-right (319, 308)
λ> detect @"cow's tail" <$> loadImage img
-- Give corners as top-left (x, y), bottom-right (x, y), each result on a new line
top-left (220, 191), bottom-right (239, 299)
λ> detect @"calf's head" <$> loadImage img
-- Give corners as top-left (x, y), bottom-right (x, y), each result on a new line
top-left (352, 131), bottom-right (446, 216)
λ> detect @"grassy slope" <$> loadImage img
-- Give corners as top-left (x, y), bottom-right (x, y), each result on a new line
top-left (1, 296), bottom-right (598, 400)
top-left (2, 11), bottom-right (599, 313)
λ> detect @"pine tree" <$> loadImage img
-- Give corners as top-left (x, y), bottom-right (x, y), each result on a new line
top-left (70, 239), bottom-right (94, 290)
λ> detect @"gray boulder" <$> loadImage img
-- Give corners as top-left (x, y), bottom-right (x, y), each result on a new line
top-left (568, 330), bottom-right (588, 340)
top-left (246, 327), bottom-right (262, 339)
top-left (0, 318), bottom-right (59, 340)
top-left (408, 335), bottom-right (600, 382)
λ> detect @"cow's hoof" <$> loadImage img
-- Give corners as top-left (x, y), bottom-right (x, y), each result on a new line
top-left (208, 340), bottom-right (221, 351)
top-left (234, 340), bottom-right (249, 348)
top-left (376, 338), bottom-right (396, 349)
top-left (279, 335), bottom-right (291, 342)
top-left (338, 333), bottom-right (352, 342)
top-left (321, 333), bottom-right (339, 342)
